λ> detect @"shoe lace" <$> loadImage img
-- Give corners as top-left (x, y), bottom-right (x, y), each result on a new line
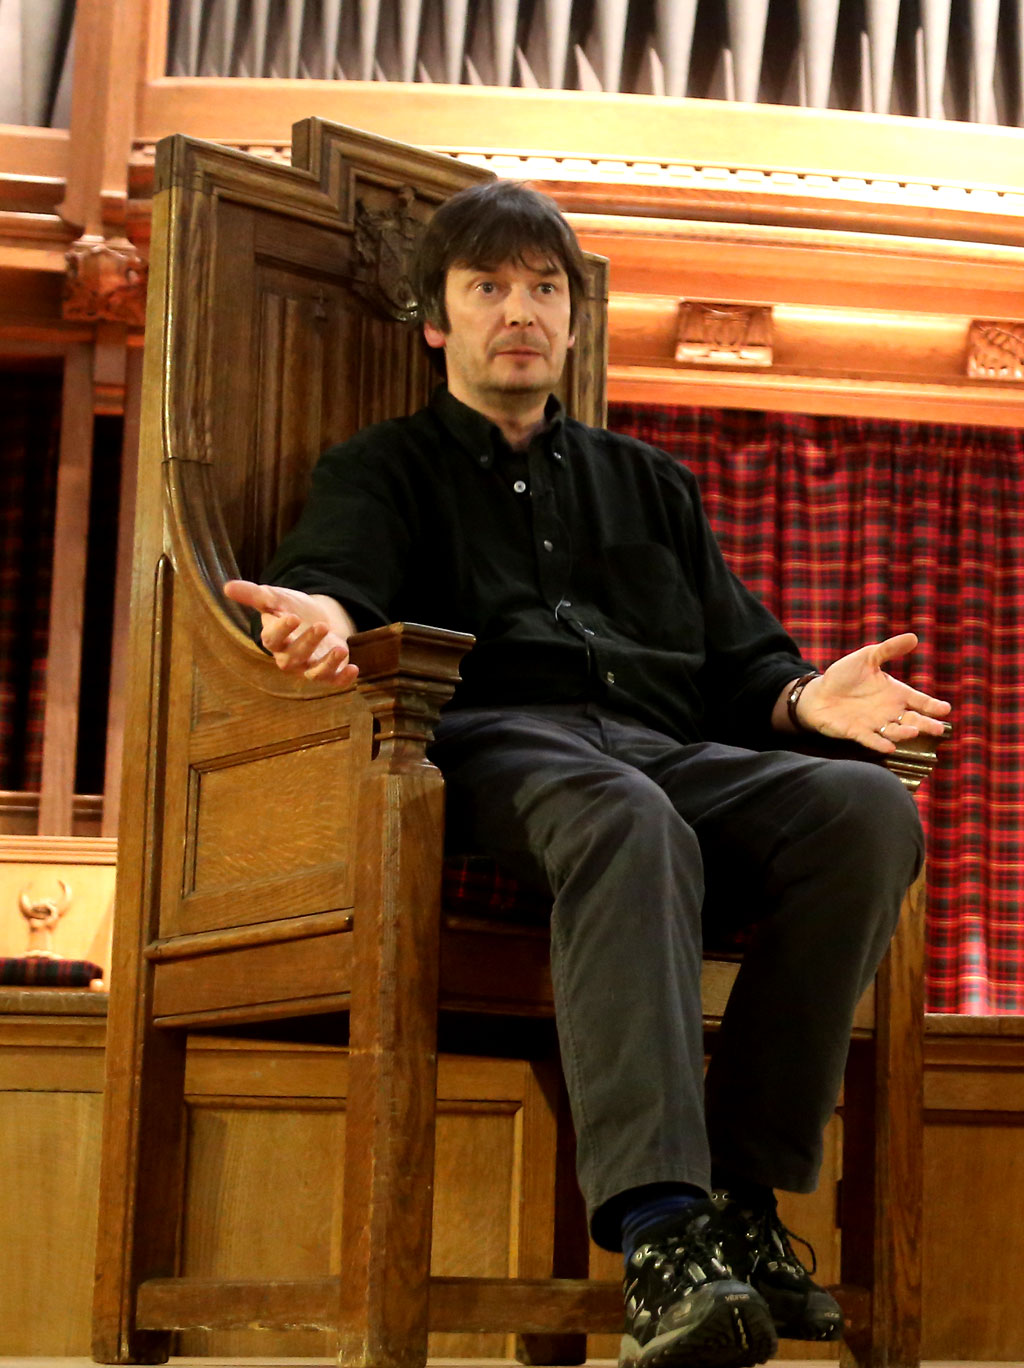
top-left (754, 1203), bottom-right (818, 1277)
top-left (630, 1218), bottom-right (729, 1310)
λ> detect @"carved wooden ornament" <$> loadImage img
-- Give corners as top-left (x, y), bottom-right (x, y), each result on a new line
top-left (967, 321), bottom-right (1024, 381)
top-left (352, 186), bottom-right (421, 322)
top-left (676, 301), bottom-right (773, 367)
top-left (18, 879), bottom-right (71, 957)
top-left (63, 235), bottom-right (148, 326)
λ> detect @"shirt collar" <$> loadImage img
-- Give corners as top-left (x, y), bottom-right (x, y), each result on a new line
top-left (430, 385), bottom-right (565, 465)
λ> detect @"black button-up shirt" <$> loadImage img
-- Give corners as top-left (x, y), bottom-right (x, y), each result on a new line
top-left (262, 387), bottom-right (816, 745)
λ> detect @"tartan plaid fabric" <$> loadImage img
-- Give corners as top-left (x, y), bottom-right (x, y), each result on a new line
top-left (0, 372), bottom-right (61, 792)
top-left (608, 402), bottom-right (1024, 1014)
top-left (440, 854), bottom-right (753, 953)
top-left (442, 854), bottom-right (550, 923)
top-left (0, 957), bottom-right (103, 987)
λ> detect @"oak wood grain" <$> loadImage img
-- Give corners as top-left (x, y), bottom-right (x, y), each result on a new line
top-left (38, 344), bottom-right (94, 836)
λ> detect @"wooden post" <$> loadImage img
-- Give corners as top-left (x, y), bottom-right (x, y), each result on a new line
top-left (839, 871), bottom-right (925, 1368)
top-left (102, 342), bottom-right (143, 837)
top-left (335, 705), bottom-right (448, 1368)
top-left (58, 0), bottom-right (146, 238)
top-left (38, 343), bottom-right (95, 835)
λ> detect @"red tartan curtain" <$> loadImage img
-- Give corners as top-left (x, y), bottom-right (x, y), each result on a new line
top-left (608, 402), bottom-right (1024, 1014)
top-left (0, 371), bottom-right (60, 793)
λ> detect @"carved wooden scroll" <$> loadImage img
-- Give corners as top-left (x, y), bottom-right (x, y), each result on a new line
top-left (352, 186), bottom-right (421, 321)
top-left (967, 321), bottom-right (1024, 381)
top-left (63, 234), bottom-right (148, 325)
top-left (676, 301), bottom-right (773, 367)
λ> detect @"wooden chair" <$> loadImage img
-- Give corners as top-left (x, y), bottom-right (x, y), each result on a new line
top-left (92, 118), bottom-right (941, 1368)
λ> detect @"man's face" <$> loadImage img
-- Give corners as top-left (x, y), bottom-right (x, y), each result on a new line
top-left (423, 253), bottom-right (576, 411)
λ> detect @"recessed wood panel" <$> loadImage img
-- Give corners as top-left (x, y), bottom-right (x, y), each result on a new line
top-left (188, 739), bottom-right (354, 900)
top-left (175, 1096), bottom-right (519, 1358)
top-left (923, 1117), bottom-right (1024, 1361)
top-left (0, 1090), bottom-right (103, 1354)
top-left (429, 1104), bottom-right (519, 1359)
top-left (177, 1102), bottom-right (346, 1356)
top-left (205, 202), bottom-right (436, 583)
top-left (7, 1011), bottom-right (1024, 1357)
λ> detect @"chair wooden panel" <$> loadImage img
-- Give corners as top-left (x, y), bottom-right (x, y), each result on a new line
top-left (94, 114), bottom-right (930, 1368)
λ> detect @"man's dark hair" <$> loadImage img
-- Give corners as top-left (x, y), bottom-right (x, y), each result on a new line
top-left (411, 180), bottom-right (588, 331)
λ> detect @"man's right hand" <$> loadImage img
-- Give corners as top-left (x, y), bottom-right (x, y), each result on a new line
top-left (223, 580), bottom-right (359, 685)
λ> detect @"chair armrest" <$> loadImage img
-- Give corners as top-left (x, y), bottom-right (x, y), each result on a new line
top-left (779, 721), bottom-right (952, 792)
top-left (350, 621), bottom-right (475, 769)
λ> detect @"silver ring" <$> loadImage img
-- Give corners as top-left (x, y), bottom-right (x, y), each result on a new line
top-left (896, 712), bottom-right (905, 725)
top-left (879, 723), bottom-right (888, 737)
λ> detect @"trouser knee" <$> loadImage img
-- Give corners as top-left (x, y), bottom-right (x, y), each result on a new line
top-left (545, 771), bottom-right (703, 900)
top-left (796, 759), bottom-right (923, 884)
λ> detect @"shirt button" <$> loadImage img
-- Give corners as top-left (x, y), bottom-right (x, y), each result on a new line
top-left (543, 539), bottom-right (554, 552)
top-left (552, 450), bottom-right (564, 461)
top-left (478, 454), bottom-right (490, 467)
top-left (605, 671), bottom-right (616, 684)
top-left (583, 627), bottom-right (595, 636)
top-left (513, 479), bottom-right (527, 494)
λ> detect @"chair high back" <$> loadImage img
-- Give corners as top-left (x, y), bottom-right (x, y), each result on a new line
top-left (93, 118), bottom-right (617, 1368)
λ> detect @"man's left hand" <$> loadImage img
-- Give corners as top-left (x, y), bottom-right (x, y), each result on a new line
top-left (784, 633), bottom-right (952, 754)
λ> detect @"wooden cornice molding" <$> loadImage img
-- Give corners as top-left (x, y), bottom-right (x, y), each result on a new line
top-left (100, 125), bottom-right (1024, 423)
top-left (608, 294), bottom-right (1024, 424)
top-left (0, 214), bottom-right (75, 274)
top-left (457, 154), bottom-right (1024, 251)
top-left (0, 834), bottom-right (117, 863)
top-left (134, 83), bottom-right (1024, 196)
top-left (128, 138), bottom-right (1024, 248)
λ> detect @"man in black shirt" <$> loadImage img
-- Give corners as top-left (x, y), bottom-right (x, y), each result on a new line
top-left (226, 181), bottom-right (950, 1368)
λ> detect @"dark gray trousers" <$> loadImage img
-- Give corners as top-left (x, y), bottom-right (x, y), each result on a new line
top-left (428, 702), bottom-right (924, 1251)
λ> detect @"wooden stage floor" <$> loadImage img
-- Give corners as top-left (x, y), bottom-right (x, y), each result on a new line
top-left (11, 1359), bottom-right (1007, 1368)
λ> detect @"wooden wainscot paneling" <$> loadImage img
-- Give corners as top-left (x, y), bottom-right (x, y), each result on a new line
top-left (0, 994), bottom-right (106, 1355)
top-left (173, 1044), bottom-right (551, 1359)
top-left (7, 1003), bottom-right (1024, 1359)
top-left (922, 1015), bottom-right (1024, 1363)
top-left (0, 997), bottom-right (555, 1359)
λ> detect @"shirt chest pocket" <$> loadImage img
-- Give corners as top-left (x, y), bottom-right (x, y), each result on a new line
top-left (574, 542), bottom-right (702, 648)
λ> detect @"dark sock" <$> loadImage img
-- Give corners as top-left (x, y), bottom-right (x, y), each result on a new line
top-left (619, 1182), bottom-right (706, 1261)
top-left (710, 1167), bottom-right (774, 1210)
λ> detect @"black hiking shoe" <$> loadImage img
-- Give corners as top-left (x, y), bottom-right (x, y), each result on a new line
top-left (707, 1191), bottom-right (844, 1341)
top-left (619, 1200), bottom-right (778, 1368)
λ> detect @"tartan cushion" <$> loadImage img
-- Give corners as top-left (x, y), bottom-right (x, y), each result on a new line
top-left (442, 854), bottom-right (550, 924)
top-left (0, 957), bottom-right (104, 987)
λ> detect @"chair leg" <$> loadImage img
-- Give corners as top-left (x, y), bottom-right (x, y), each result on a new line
top-left (335, 767), bottom-right (445, 1368)
top-left (516, 1063), bottom-right (590, 1367)
top-left (839, 873), bottom-right (925, 1368)
top-left (92, 992), bottom-right (188, 1364)
top-left (337, 1035), bottom-right (439, 1368)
